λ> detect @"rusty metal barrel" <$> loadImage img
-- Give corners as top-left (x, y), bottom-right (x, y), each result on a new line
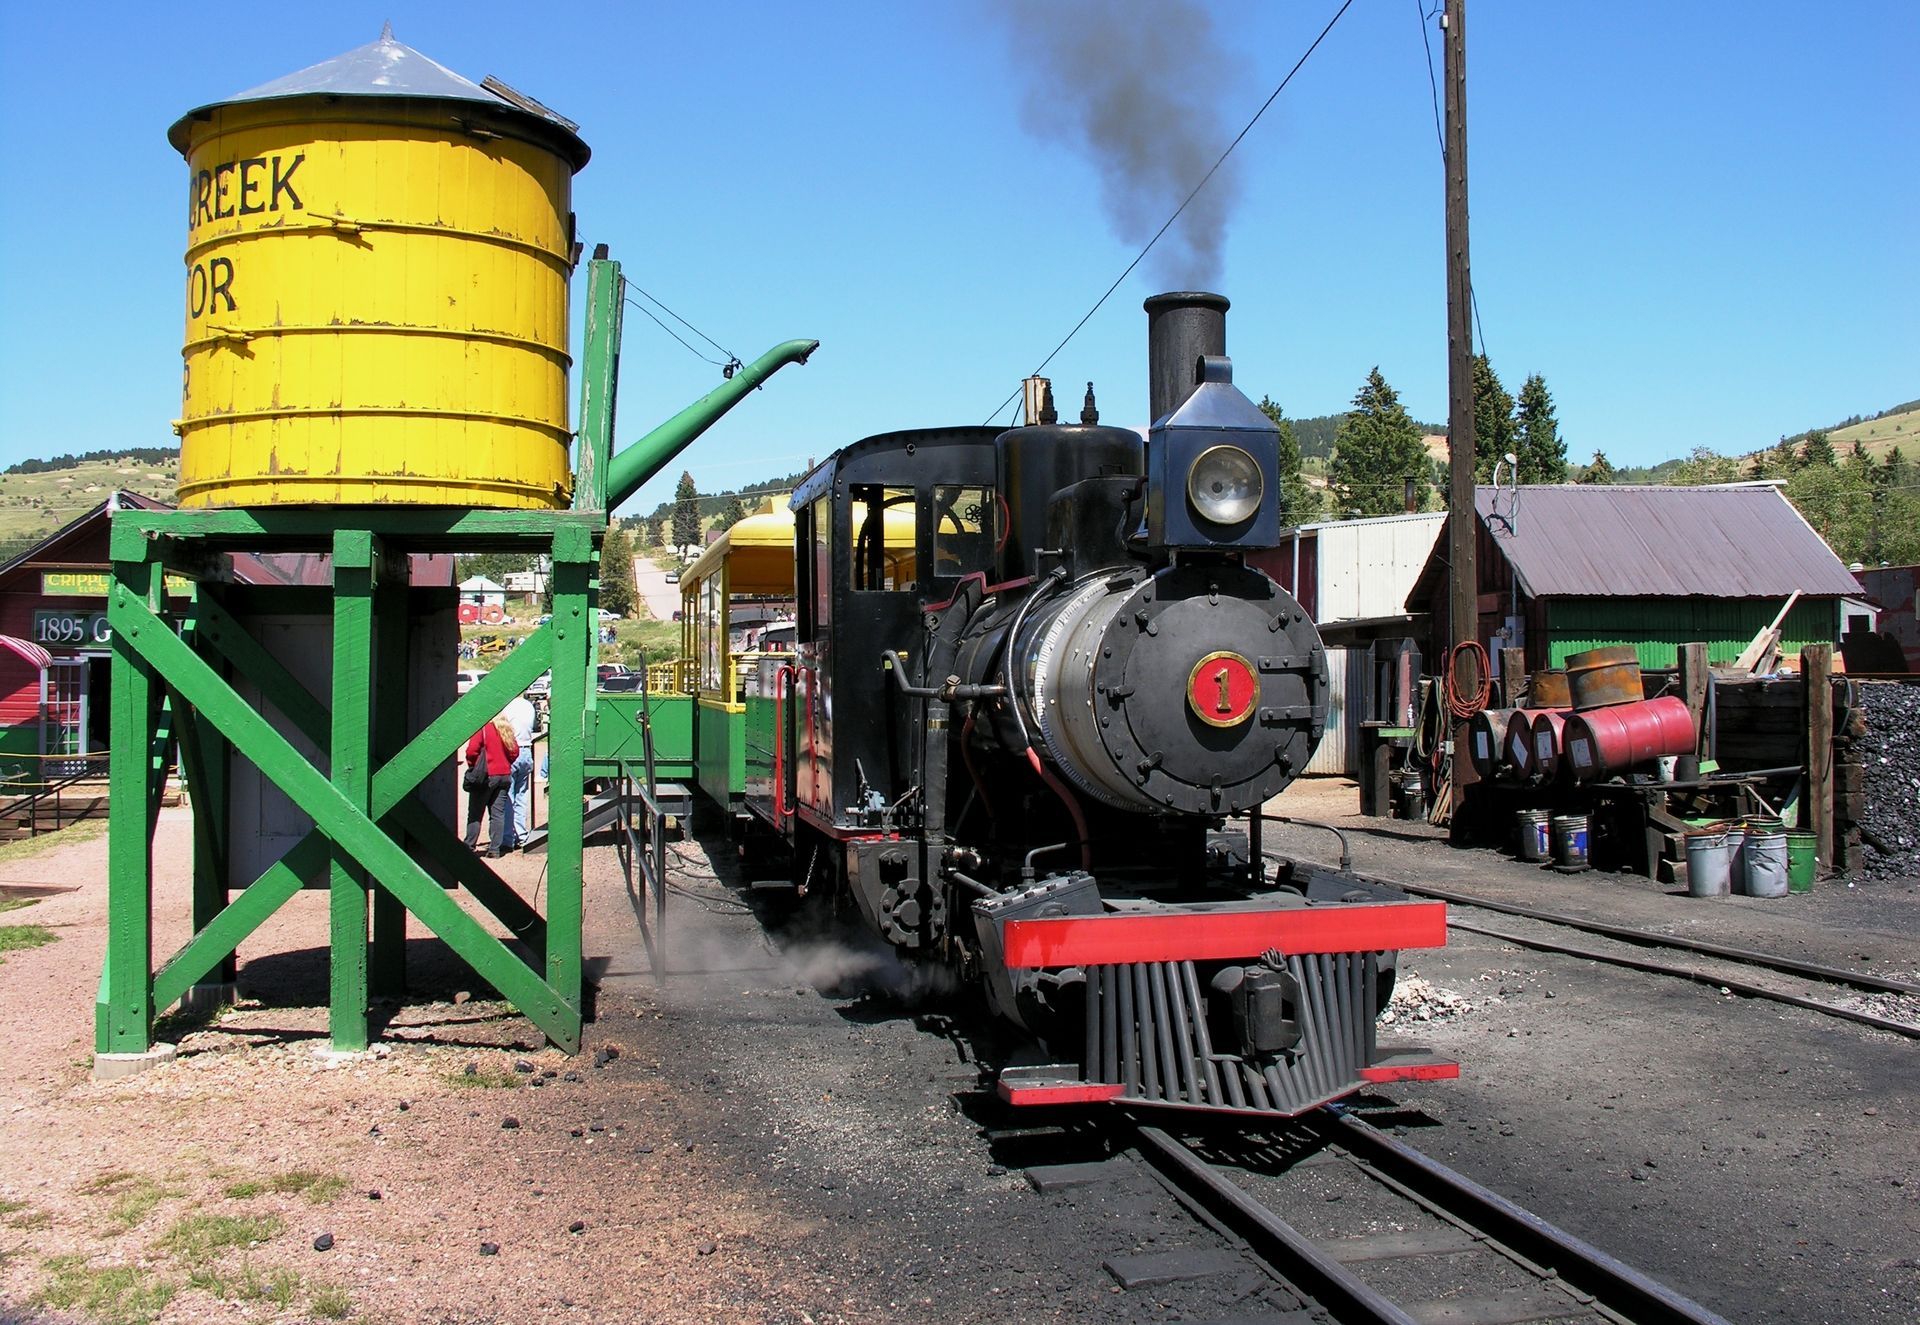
top-left (1529, 668), bottom-right (1572, 709)
top-left (1566, 645), bottom-right (1643, 710)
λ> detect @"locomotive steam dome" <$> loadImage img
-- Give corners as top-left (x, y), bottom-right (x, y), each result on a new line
top-left (168, 27), bottom-right (589, 507)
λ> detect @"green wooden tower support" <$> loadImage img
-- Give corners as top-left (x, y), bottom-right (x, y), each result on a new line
top-left (94, 256), bottom-right (815, 1062)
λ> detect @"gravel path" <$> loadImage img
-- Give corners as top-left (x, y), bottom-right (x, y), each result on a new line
top-left (2, 782), bottom-right (1915, 1323)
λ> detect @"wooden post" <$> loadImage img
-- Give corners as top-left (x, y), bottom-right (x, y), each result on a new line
top-left (1678, 642), bottom-right (1709, 759)
top-left (1443, 0), bottom-right (1478, 820)
top-left (1803, 644), bottom-right (1833, 869)
top-left (1500, 646), bottom-right (1527, 708)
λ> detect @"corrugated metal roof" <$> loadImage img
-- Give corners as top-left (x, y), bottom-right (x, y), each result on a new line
top-left (1402, 484), bottom-right (1866, 612)
top-left (1477, 483), bottom-right (1862, 598)
top-left (169, 26), bottom-right (588, 166)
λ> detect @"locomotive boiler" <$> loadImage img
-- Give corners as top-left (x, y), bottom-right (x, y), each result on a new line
top-left (755, 293), bottom-right (1451, 1116)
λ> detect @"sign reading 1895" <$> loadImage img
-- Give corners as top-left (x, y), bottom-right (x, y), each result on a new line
top-left (33, 610), bottom-right (112, 648)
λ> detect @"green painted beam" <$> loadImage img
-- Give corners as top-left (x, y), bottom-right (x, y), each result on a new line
top-left (115, 588), bottom-right (580, 1050)
top-left (328, 531), bottom-right (375, 1051)
top-left (545, 525), bottom-right (593, 1009)
top-left (573, 257), bottom-right (623, 514)
top-left (111, 507), bottom-right (603, 550)
top-left (193, 592), bottom-right (330, 748)
top-left (152, 837), bottom-right (321, 1013)
top-left (99, 552), bottom-right (161, 1055)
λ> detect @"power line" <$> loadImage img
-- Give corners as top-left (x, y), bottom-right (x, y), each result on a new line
top-left (625, 295), bottom-right (729, 370)
top-left (627, 284), bottom-right (744, 376)
top-left (983, 0), bottom-right (1360, 425)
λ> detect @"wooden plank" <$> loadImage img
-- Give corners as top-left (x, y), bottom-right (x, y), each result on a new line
top-left (1678, 642), bottom-right (1709, 759)
top-left (1804, 644), bottom-right (1833, 867)
top-left (1500, 646), bottom-right (1528, 708)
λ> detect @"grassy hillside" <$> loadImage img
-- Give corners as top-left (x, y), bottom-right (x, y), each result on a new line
top-left (1826, 404), bottom-right (1920, 459)
top-left (0, 455), bottom-right (178, 561)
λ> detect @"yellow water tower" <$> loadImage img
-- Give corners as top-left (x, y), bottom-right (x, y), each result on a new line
top-left (168, 26), bottom-right (590, 508)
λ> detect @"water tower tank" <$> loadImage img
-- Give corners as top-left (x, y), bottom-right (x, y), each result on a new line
top-left (168, 28), bottom-right (590, 508)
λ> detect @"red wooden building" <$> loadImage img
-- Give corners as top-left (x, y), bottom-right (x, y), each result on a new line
top-left (0, 492), bottom-right (178, 782)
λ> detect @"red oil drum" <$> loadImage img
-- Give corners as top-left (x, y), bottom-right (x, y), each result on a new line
top-left (1502, 708), bottom-right (1561, 781)
top-left (1530, 710), bottom-right (1571, 782)
top-left (1560, 695), bottom-right (1696, 781)
top-left (1469, 708), bottom-right (1517, 779)
top-left (1566, 645), bottom-right (1643, 710)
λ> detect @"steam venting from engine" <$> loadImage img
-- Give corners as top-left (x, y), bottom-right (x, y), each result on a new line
top-left (988, 0), bottom-right (1246, 288)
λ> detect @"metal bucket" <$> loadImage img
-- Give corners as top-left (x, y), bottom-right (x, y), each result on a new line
top-left (1567, 645), bottom-right (1643, 710)
top-left (1743, 830), bottom-right (1790, 898)
top-left (1397, 770), bottom-right (1425, 818)
top-left (1530, 669), bottom-right (1572, 709)
top-left (1685, 829), bottom-right (1733, 897)
top-left (1516, 808), bottom-right (1551, 861)
top-left (1549, 814), bottom-right (1591, 871)
top-left (1725, 826), bottom-right (1747, 887)
top-left (1786, 833), bottom-right (1816, 893)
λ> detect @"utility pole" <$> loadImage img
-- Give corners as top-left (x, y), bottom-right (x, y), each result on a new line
top-left (1443, 0), bottom-right (1478, 821)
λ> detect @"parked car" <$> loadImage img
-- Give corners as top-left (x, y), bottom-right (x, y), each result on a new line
top-left (528, 671), bottom-right (551, 697)
top-left (663, 570), bottom-right (679, 584)
top-left (597, 609), bottom-right (622, 621)
top-left (596, 662), bottom-right (632, 683)
top-left (598, 673), bottom-right (642, 693)
top-left (456, 669), bottom-right (483, 695)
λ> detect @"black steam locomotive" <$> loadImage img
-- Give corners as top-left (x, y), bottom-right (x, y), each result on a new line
top-left (752, 293), bottom-right (1451, 1115)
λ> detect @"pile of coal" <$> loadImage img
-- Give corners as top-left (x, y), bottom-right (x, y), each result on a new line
top-left (1857, 682), bottom-right (1920, 880)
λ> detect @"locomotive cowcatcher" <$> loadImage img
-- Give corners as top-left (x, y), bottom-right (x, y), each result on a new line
top-left (740, 293), bottom-right (1453, 1115)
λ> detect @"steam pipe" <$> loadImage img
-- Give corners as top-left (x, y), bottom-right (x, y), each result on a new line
top-left (604, 338), bottom-right (820, 509)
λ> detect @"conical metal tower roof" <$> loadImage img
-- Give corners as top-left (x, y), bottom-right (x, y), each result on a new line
top-left (168, 24), bottom-right (588, 167)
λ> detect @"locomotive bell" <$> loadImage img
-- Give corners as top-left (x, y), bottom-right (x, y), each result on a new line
top-left (1146, 355), bottom-right (1283, 551)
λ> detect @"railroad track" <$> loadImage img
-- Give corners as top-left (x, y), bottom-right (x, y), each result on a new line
top-left (1389, 881), bottom-right (1920, 1040)
top-left (1131, 1111), bottom-right (1731, 1325)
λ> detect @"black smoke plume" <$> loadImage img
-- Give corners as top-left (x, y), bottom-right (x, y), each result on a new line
top-left (990, 0), bottom-right (1247, 288)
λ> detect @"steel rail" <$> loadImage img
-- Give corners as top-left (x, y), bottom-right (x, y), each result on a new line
top-left (1392, 880), bottom-right (1920, 996)
top-left (1448, 917), bottom-right (1920, 1041)
top-left (1133, 1125), bottom-right (1421, 1325)
top-left (1321, 1113), bottom-right (1734, 1325)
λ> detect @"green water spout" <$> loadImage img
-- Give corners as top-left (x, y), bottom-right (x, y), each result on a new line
top-left (605, 338), bottom-right (819, 511)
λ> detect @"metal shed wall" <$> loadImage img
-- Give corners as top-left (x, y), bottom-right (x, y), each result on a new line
top-left (1543, 597), bottom-right (1841, 669)
top-left (1305, 646), bottom-right (1351, 775)
top-left (1314, 514), bottom-right (1447, 623)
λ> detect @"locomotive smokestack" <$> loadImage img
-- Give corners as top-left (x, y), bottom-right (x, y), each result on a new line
top-left (1145, 291), bottom-right (1228, 424)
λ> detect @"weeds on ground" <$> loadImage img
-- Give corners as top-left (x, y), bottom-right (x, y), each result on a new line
top-left (310, 1281), bottom-right (354, 1318)
top-left (36, 1254), bottom-right (176, 1325)
top-left (0, 895), bottom-right (38, 913)
top-left (80, 1171), bottom-right (185, 1232)
top-left (158, 1210), bottom-right (283, 1260)
top-left (0, 816), bottom-right (108, 865)
top-left (0, 922), bottom-right (56, 959)
top-left (0, 1197), bottom-right (24, 1215)
top-left (222, 1169), bottom-right (347, 1204)
top-left (9, 1208), bottom-right (52, 1230)
top-left (187, 1256), bottom-right (301, 1306)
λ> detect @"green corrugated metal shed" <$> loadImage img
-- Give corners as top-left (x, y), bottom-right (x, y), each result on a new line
top-left (1543, 597), bottom-right (1841, 669)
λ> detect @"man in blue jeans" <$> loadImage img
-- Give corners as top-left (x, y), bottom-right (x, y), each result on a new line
top-left (503, 692), bottom-right (537, 850)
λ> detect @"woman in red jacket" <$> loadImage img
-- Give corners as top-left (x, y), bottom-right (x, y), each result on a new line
top-left (463, 718), bottom-right (519, 857)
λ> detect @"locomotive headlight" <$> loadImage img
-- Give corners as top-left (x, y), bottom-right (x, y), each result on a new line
top-left (1187, 445), bottom-right (1263, 526)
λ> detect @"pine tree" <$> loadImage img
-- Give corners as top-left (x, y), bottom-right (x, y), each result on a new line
top-left (598, 523), bottom-right (636, 617)
top-left (1513, 373), bottom-right (1567, 483)
top-left (1258, 395), bottom-right (1319, 524)
top-left (1470, 354), bottom-right (1516, 482)
top-left (718, 491), bottom-right (748, 530)
top-left (1799, 429), bottom-right (1837, 468)
top-left (670, 471), bottom-right (702, 555)
top-left (1328, 368), bottom-right (1431, 517)
top-left (1579, 450), bottom-right (1618, 484)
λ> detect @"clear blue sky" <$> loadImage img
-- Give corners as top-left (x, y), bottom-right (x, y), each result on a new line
top-left (2, 2), bottom-right (1914, 516)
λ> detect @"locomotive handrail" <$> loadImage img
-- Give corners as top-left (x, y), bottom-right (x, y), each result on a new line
top-left (772, 663), bottom-right (796, 820)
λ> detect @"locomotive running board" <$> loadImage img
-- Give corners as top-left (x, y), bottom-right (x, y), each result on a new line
top-left (997, 899), bottom-right (1447, 968)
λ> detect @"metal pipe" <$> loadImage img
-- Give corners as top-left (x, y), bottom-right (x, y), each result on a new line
top-left (1264, 814), bottom-right (1352, 872)
top-left (879, 649), bottom-right (1004, 700)
top-left (1022, 841), bottom-right (1076, 877)
top-left (942, 868), bottom-right (998, 899)
top-left (604, 338), bottom-right (819, 509)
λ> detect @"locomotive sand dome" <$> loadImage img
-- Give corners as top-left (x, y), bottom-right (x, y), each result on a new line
top-left (168, 26), bottom-right (590, 507)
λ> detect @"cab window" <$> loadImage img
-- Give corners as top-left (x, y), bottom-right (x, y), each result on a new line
top-left (932, 484), bottom-right (996, 578)
top-left (851, 485), bottom-right (918, 592)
